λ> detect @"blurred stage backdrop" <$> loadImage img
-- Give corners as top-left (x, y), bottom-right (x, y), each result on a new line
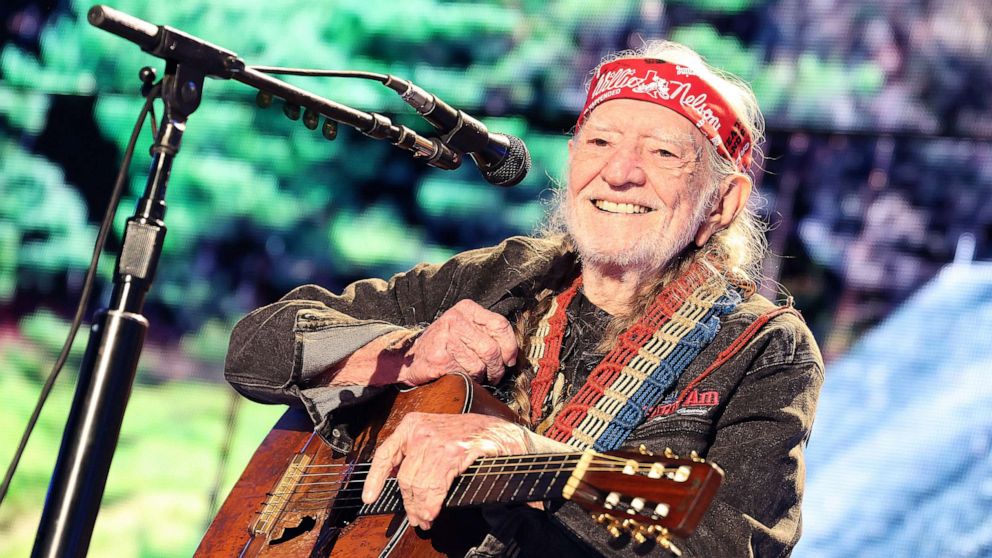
top-left (2, 0), bottom-right (991, 555)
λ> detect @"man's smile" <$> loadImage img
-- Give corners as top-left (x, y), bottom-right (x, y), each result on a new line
top-left (591, 199), bottom-right (655, 214)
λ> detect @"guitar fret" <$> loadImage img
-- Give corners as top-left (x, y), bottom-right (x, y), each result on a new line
top-left (383, 480), bottom-right (402, 514)
top-left (529, 455), bottom-right (571, 500)
top-left (465, 460), bottom-right (490, 505)
top-left (492, 457), bottom-right (518, 503)
top-left (508, 455), bottom-right (539, 503)
top-left (533, 466), bottom-right (556, 501)
top-left (365, 481), bottom-right (380, 515)
top-left (364, 479), bottom-right (394, 515)
top-left (507, 470), bottom-right (526, 503)
top-left (545, 467), bottom-right (565, 500)
top-left (479, 457), bottom-right (505, 504)
top-left (448, 473), bottom-right (469, 507)
top-left (525, 462), bottom-right (541, 500)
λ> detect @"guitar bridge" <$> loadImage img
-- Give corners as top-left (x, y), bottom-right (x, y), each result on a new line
top-left (251, 454), bottom-right (313, 536)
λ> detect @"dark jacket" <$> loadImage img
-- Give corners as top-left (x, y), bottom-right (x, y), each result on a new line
top-left (226, 236), bottom-right (824, 557)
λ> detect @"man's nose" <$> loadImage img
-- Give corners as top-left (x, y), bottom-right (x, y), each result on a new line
top-left (601, 143), bottom-right (646, 188)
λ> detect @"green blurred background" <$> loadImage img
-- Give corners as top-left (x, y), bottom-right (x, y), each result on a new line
top-left (2, 0), bottom-right (991, 556)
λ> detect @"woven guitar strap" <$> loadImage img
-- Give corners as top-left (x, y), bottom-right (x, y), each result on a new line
top-left (526, 260), bottom-right (799, 452)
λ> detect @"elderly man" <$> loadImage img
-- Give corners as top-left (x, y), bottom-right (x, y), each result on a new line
top-left (225, 41), bottom-right (823, 557)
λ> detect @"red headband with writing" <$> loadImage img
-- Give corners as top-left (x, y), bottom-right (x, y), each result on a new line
top-left (577, 58), bottom-right (753, 171)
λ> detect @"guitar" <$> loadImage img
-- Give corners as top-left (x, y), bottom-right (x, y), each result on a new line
top-left (196, 374), bottom-right (723, 557)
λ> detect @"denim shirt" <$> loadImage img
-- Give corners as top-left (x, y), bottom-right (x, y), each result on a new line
top-left (225, 236), bottom-right (824, 557)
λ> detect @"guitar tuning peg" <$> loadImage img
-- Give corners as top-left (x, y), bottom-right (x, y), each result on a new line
top-left (638, 444), bottom-right (654, 456)
top-left (606, 520), bottom-right (624, 539)
top-left (621, 518), bottom-right (641, 530)
top-left (689, 450), bottom-right (702, 462)
top-left (592, 513), bottom-right (611, 525)
top-left (647, 526), bottom-right (669, 537)
top-left (657, 536), bottom-right (683, 557)
top-left (632, 528), bottom-right (649, 545)
top-left (663, 447), bottom-right (678, 459)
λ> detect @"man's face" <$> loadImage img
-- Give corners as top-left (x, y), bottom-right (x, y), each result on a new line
top-left (565, 98), bottom-right (714, 272)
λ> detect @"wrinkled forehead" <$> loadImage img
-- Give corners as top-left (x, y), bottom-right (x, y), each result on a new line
top-left (579, 100), bottom-right (707, 149)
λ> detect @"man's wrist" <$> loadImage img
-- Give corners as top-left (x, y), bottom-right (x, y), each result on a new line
top-left (391, 329), bottom-right (427, 386)
top-left (518, 424), bottom-right (538, 454)
top-left (324, 328), bottom-right (420, 386)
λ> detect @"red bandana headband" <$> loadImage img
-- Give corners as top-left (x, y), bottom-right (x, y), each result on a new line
top-left (577, 58), bottom-right (754, 171)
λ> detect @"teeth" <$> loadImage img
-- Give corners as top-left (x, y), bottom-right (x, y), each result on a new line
top-left (593, 200), bottom-right (651, 214)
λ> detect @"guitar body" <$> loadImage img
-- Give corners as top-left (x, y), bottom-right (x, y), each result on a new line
top-left (196, 374), bottom-right (517, 558)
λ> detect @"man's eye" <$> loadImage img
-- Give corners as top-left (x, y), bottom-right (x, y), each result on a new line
top-left (654, 149), bottom-right (677, 158)
top-left (588, 138), bottom-right (610, 147)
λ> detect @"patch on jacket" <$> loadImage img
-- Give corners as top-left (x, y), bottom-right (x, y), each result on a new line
top-left (646, 389), bottom-right (720, 419)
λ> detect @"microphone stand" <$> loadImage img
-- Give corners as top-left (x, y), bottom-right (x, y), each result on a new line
top-left (32, 5), bottom-right (464, 556)
top-left (30, 42), bottom-right (210, 558)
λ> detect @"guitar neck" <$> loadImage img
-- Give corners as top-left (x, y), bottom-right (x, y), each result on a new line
top-left (359, 453), bottom-right (580, 516)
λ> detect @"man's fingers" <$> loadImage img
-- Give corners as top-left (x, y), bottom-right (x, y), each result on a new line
top-left (445, 336), bottom-right (488, 379)
top-left (450, 320), bottom-right (505, 380)
top-left (362, 435), bottom-right (405, 504)
top-left (464, 303), bottom-right (518, 367)
top-left (400, 446), bottom-right (465, 530)
top-left (415, 301), bottom-right (518, 385)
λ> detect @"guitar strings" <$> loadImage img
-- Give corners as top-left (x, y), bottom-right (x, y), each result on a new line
top-left (267, 459), bottom-right (659, 493)
top-left (291, 456), bottom-right (615, 479)
top-left (268, 462), bottom-right (682, 495)
top-left (290, 451), bottom-right (634, 471)
top-left (265, 464), bottom-right (655, 499)
top-left (258, 481), bottom-right (645, 517)
top-left (263, 461), bottom-right (681, 515)
top-left (254, 452), bottom-right (689, 519)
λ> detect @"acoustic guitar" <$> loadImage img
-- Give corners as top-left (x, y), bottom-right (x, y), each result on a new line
top-left (196, 373), bottom-right (723, 557)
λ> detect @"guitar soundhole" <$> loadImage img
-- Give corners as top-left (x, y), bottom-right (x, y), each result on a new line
top-left (269, 515), bottom-right (317, 545)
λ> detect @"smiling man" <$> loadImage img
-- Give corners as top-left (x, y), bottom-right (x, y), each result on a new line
top-left (225, 41), bottom-right (823, 557)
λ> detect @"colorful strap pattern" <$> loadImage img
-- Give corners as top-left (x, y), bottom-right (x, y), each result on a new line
top-left (527, 261), bottom-right (740, 451)
top-left (526, 279), bottom-right (582, 425)
top-left (591, 288), bottom-right (741, 451)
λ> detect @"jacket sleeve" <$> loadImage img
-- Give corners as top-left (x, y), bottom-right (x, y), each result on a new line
top-left (224, 272), bottom-right (442, 408)
top-left (548, 314), bottom-right (824, 558)
top-left (224, 236), bottom-right (557, 426)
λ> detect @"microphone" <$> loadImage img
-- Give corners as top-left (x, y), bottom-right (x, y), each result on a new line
top-left (384, 77), bottom-right (530, 187)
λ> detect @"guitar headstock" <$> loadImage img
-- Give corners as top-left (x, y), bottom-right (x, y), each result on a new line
top-left (562, 446), bottom-right (723, 555)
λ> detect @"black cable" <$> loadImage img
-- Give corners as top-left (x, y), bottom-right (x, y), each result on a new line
top-left (248, 65), bottom-right (388, 82)
top-left (0, 81), bottom-right (163, 508)
top-left (203, 389), bottom-right (241, 527)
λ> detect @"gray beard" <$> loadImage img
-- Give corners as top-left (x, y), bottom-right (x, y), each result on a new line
top-left (546, 189), bottom-right (707, 273)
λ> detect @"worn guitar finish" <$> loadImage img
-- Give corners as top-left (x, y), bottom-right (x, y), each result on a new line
top-left (196, 374), bottom-right (723, 557)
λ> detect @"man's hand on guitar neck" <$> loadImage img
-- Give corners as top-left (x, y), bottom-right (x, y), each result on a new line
top-left (360, 411), bottom-right (573, 530)
top-left (325, 299), bottom-right (518, 387)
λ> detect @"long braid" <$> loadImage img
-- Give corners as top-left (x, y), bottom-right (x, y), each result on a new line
top-left (506, 239), bottom-right (580, 425)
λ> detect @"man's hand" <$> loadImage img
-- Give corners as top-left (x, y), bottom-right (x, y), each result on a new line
top-left (397, 299), bottom-right (517, 386)
top-left (360, 412), bottom-right (532, 530)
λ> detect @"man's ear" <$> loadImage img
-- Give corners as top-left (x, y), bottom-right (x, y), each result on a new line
top-left (694, 174), bottom-right (752, 247)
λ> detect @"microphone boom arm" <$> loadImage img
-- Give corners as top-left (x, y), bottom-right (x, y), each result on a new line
top-left (87, 5), bottom-right (462, 170)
